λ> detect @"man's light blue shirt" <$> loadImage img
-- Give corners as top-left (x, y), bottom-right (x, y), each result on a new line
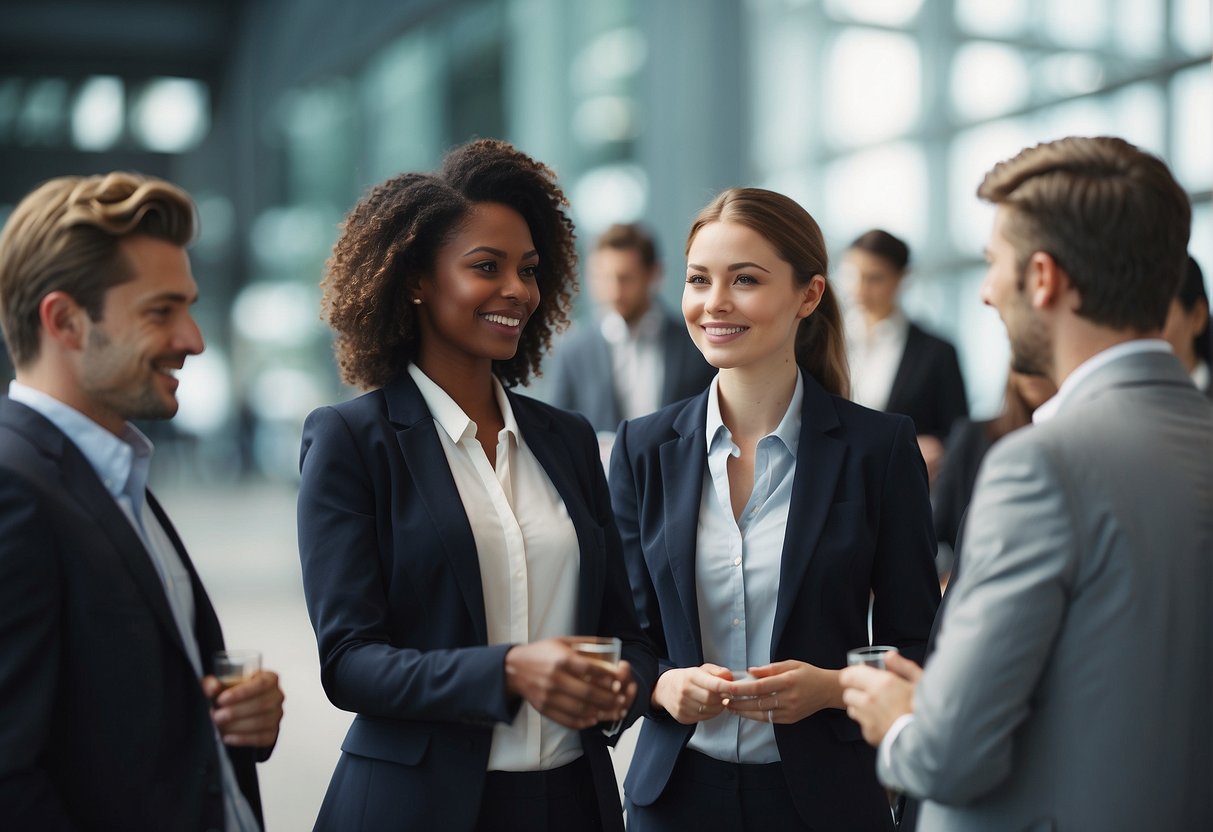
top-left (7, 381), bottom-right (260, 832)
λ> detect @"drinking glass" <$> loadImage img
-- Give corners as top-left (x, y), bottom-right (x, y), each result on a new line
top-left (213, 650), bottom-right (261, 691)
top-left (846, 645), bottom-right (897, 669)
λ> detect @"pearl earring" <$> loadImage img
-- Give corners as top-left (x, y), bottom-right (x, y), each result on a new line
top-left (412, 298), bottom-right (422, 305)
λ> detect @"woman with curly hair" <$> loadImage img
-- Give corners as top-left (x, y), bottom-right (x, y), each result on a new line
top-left (609, 188), bottom-right (939, 830)
top-left (297, 138), bottom-right (656, 832)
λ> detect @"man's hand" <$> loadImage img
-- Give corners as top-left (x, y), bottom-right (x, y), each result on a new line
top-left (840, 652), bottom-right (922, 746)
top-left (203, 670), bottom-right (285, 748)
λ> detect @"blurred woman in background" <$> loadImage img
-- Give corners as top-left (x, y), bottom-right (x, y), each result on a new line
top-left (841, 229), bottom-right (968, 480)
top-left (610, 188), bottom-right (939, 831)
top-left (297, 138), bottom-right (655, 832)
top-left (1162, 256), bottom-right (1211, 398)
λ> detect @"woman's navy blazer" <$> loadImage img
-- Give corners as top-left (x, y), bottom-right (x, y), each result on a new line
top-left (298, 372), bottom-right (656, 831)
top-left (608, 370), bottom-right (940, 831)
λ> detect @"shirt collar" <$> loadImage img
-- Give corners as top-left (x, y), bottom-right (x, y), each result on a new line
top-left (600, 304), bottom-right (664, 346)
top-left (407, 363), bottom-right (519, 446)
top-left (705, 371), bottom-right (803, 457)
top-left (7, 380), bottom-right (153, 502)
top-left (1032, 339), bottom-right (1172, 424)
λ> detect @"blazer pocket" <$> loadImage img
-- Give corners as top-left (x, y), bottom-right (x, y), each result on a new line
top-left (341, 715), bottom-right (431, 766)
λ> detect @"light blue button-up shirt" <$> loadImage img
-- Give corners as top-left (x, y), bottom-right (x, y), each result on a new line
top-left (8, 381), bottom-right (260, 832)
top-left (688, 373), bottom-right (802, 764)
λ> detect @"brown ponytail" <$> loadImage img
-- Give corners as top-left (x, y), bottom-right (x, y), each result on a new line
top-left (686, 188), bottom-right (850, 397)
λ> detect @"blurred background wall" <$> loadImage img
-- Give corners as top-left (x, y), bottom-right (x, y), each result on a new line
top-left (0, 0), bottom-right (1209, 827)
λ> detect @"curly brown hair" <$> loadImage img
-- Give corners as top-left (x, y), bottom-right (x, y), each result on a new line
top-left (321, 138), bottom-right (577, 389)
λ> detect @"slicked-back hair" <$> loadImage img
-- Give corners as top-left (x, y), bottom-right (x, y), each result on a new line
top-left (849, 228), bottom-right (910, 272)
top-left (322, 138), bottom-right (577, 389)
top-left (977, 136), bottom-right (1191, 332)
top-left (596, 223), bottom-right (659, 269)
top-left (0, 172), bottom-right (196, 367)
top-left (686, 188), bottom-right (850, 398)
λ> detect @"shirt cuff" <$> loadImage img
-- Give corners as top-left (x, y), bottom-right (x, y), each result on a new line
top-left (878, 712), bottom-right (915, 787)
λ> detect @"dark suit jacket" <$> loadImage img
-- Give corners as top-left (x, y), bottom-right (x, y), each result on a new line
top-left (545, 307), bottom-right (716, 433)
top-left (886, 323), bottom-right (968, 438)
top-left (297, 374), bottom-right (657, 832)
top-left (0, 396), bottom-right (264, 831)
top-left (608, 371), bottom-right (940, 831)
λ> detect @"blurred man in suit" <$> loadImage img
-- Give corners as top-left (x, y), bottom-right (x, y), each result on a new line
top-left (0, 172), bottom-right (285, 830)
top-left (546, 223), bottom-right (715, 433)
top-left (841, 136), bottom-right (1212, 831)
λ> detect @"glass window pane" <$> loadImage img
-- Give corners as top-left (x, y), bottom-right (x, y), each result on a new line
top-left (823, 0), bottom-right (922, 27)
top-left (820, 143), bottom-right (927, 247)
top-left (955, 0), bottom-right (1028, 38)
top-left (949, 120), bottom-right (1035, 253)
top-left (951, 42), bottom-right (1030, 121)
top-left (1173, 0), bottom-right (1213, 56)
top-left (749, 12), bottom-right (817, 171)
top-left (1189, 202), bottom-right (1212, 293)
top-left (1171, 66), bottom-right (1213, 192)
top-left (1033, 52), bottom-right (1107, 99)
top-left (1033, 97), bottom-right (1111, 143)
top-left (1040, 0), bottom-right (1108, 49)
top-left (823, 29), bottom-right (919, 147)
top-left (1113, 0), bottom-right (1164, 57)
top-left (1108, 83), bottom-right (1165, 157)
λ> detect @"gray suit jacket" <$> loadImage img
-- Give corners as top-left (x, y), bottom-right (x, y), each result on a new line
top-left (882, 348), bottom-right (1213, 831)
top-left (544, 308), bottom-right (716, 433)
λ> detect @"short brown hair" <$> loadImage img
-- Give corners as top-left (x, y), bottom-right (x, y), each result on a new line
top-left (0, 172), bottom-right (195, 368)
top-left (686, 188), bottom-right (850, 398)
top-left (977, 136), bottom-right (1190, 332)
top-left (322, 138), bottom-right (577, 390)
top-left (596, 223), bottom-right (659, 268)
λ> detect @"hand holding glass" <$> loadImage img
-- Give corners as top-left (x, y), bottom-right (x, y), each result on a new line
top-left (213, 650), bottom-right (261, 691)
top-left (846, 645), bottom-right (897, 670)
top-left (572, 636), bottom-right (624, 730)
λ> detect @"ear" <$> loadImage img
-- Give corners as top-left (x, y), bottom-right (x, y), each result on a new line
top-left (1024, 252), bottom-right (1064, 310)
top-left (797, 274), bottom-right (827, 319)
top-left (37, 291), bottom-right (90, 352)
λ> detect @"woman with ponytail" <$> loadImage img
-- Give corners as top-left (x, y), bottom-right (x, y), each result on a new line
top-left (609, 188), bottom-right (939, 830)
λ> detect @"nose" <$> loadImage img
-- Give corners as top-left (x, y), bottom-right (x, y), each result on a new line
top-left (978, 272), bottom-right (995, 308)
top-left (704, 281), bottom-right (732, 315)
top-left (178, 312), bottom-right (205, 355)
top-left (502, 270), bottom-right (534, 307)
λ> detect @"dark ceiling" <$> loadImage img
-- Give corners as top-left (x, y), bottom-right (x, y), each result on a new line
top-left (0, 0), bottom-right (242, 86)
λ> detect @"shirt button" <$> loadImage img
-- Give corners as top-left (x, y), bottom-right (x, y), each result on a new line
top-left (732, 618), bottom-right (741, 627)
top-left (733, 557), bottom-right (741, 567)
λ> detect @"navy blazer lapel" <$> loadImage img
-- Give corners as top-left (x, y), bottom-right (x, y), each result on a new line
top-left (147, 491), bottom-right (225, 664)
top-left (510, 394), bottom-right (604, 633)
top-left (59, 430), bottom-right (194, 659)
top-left (885, 323), bottom-right (920, 414)
top-left (384, 375), bottom-right (489, 644)
top-left (660, 392), bottom-right (710, 659)
top-left (771, 373), bottom-right (845, 650)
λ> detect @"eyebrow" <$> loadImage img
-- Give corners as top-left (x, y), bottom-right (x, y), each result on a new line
top-left (462, 246), bottom-right (539, 260)
top-left (142, 291), bottom-right (198, 305)
top-left (686, 261), bottom-right (771, 273)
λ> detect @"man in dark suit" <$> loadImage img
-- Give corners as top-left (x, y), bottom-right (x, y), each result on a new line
top-left (546, 223), bottom-right (716, 433)
top-left (0, 172), bottom-right (285, 830)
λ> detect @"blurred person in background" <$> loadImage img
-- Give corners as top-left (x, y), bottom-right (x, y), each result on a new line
top-left (841, 229), bottom-right (968, 480)
top-left (297, 139), bottom-right (655, 832)
top-left (0, 172), bottom-right (284, 830)
top-left (930, 366), bottom-right (1056, 582)
top-left (545, 223), bottom-right (714, 435)
top-left (1162, 255), bottom-right (1211, 398)
top-left (610, 187), bottom-right (939, 831)
top-left (842, 136), bottom-right (1212, 831)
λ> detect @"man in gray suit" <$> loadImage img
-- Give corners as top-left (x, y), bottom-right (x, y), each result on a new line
top-left (545, 223), bottom-right (715, 433)
top-left (841, 136), bottom-right (1212, 831)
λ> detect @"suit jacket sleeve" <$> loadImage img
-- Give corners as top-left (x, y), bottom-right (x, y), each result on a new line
top-left (297, 405), bottom-right (518, 726)
top-left (880, 435), bottom-right (1073, 802)
top-left (870, 415), bottom-right (942, 664)
top-left (0, 473), bottom-right (77, 830)
top-left (607, 420), bottom-right (677, 720)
